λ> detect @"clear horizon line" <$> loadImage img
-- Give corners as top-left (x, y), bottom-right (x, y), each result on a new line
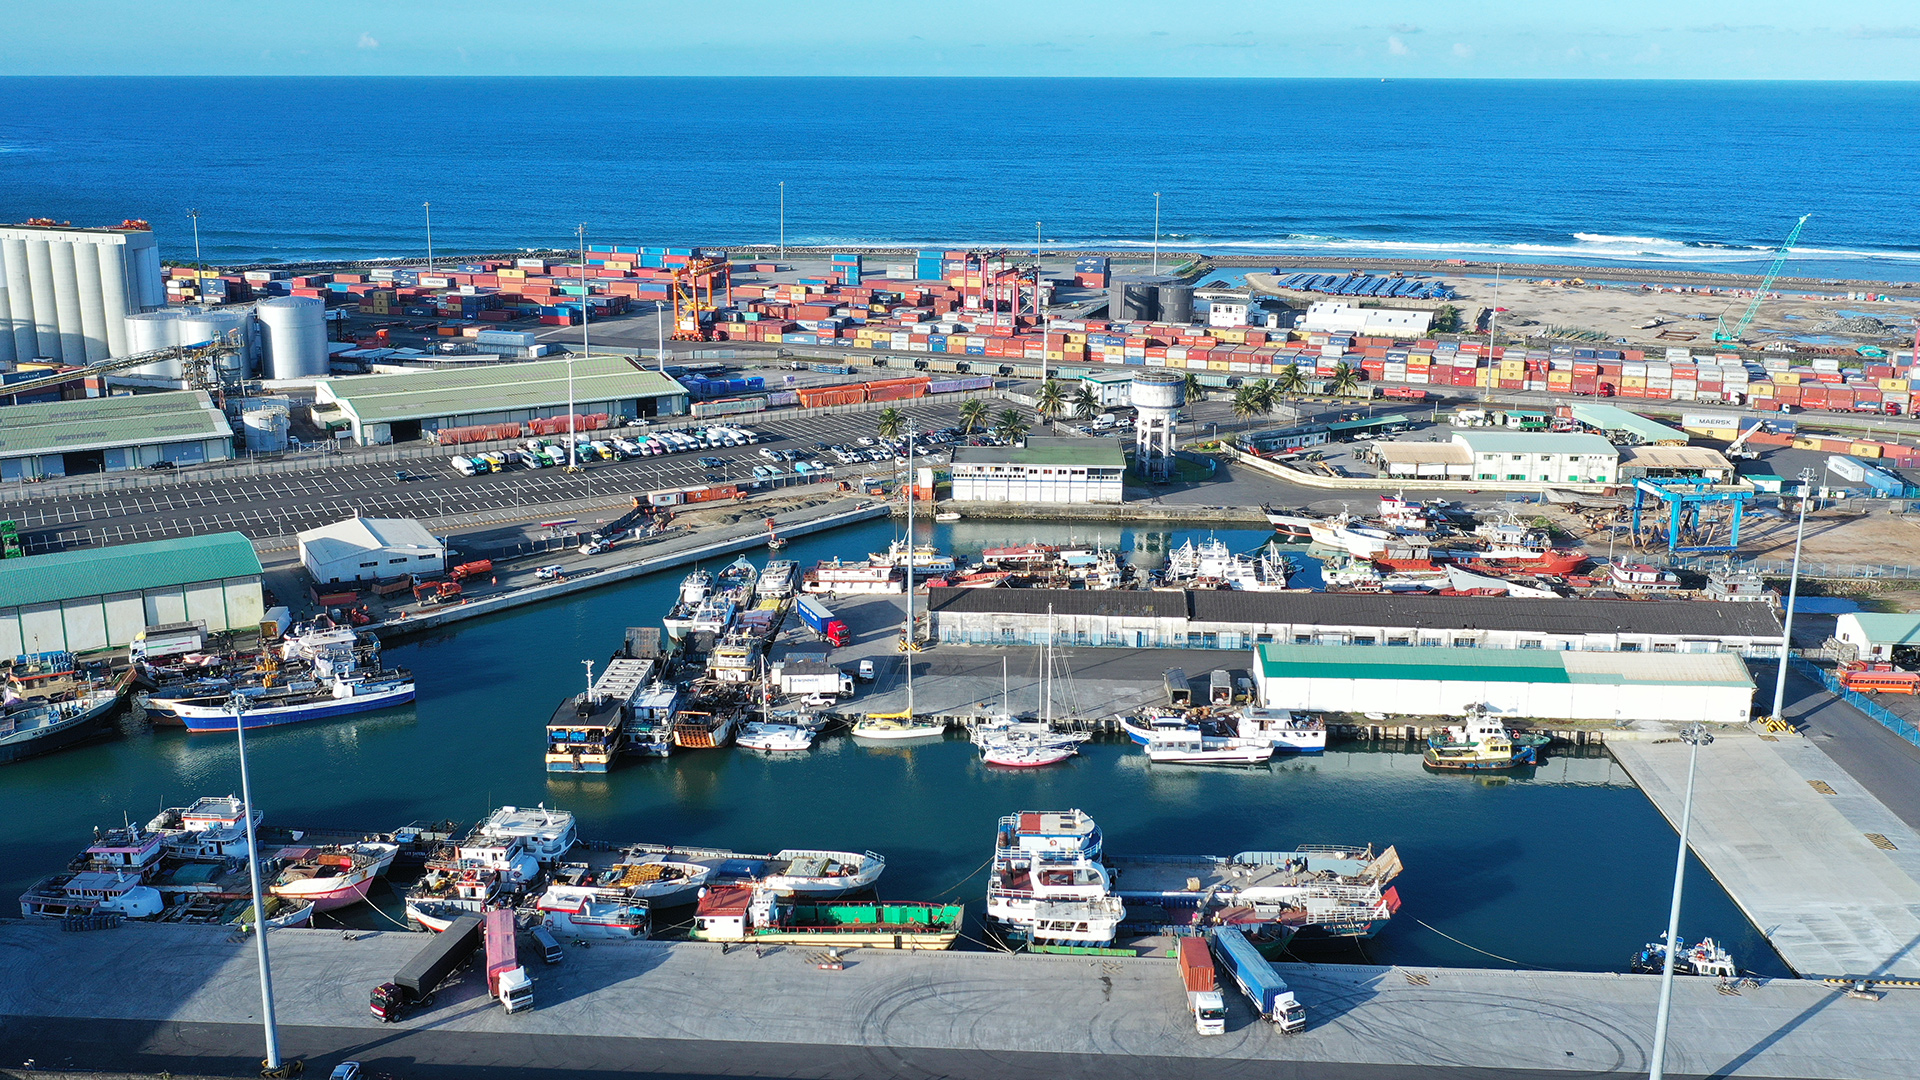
top-left (3, 73), bottom-right (1920, 83)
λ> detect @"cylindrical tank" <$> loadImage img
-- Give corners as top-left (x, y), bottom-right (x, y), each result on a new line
top-left (72, 242), bottom-right (109, 362)
top-left (179, 308), bottom-right (252, 381)
top-left (242, 408), bottom-right (290, 452)
top-left (256, 296), bottom-right (328, 379)
top-left (1130, 369), bottom-right (1187, 410)
top-left (1153, 285), bottom-right (1194, 326)
top-left (0, 281), bottom-right (13, 365)
top-left (124, 310), bottom-right (184, 378)
top-left (97, 243), bottom-right (131, 356)
top-left (25, 240), bottom-right (60, 361)
top-left (1, 238), bottom-right (37, 360)
top-left (48, 240), bottom-right (84, 363)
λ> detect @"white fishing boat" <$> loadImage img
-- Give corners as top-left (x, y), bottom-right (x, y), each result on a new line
top-left (758, 849), bottom-right (887, 896)
top-left (1232, 708), bottom-right (1328, 753)
top-left (345, 840), bottom-right (401, 877)
top-left (755, 560), bottom-right (799, 600)
top-left (1144, 730), bottom-right (1274, 766)
top-left (868, 539), bottom-right (956, 576)
top-left (662, 569), bottom-right (713, 641)
top-left (598, 851), bottom-right (716, 905)
top-left (268, 845), bottom-right (383, 912)
top-left (536, 883), bottom-right (651, 939)
top-left (472, 805), bottom-right (578, 864)
top-left (227, 896), bottom-right (315, 932)
top-left (736, 721), bottom-right (815, 752)
top-left (171, 669), bottom-right (415, 732)
top-left (147, 795), bottom-right (259, 859)
top-left (1119, 709), bottom-right (1204, 746)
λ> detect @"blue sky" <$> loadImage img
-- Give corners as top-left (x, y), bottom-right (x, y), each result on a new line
top-left (8, 1), bottom-right (1920, 77)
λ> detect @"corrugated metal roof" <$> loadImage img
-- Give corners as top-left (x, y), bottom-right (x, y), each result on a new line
top-left (951, 438), bottom-right (1127, 469)
top-left (1620, 446), bottom-right (1732, 469)
top-left (1256, 644), bottom-right (1753, 687)
top-left (926, 587), bottom-right (1185, 619)
top-left (1374, 442), bottom-right (1473, 464)
top-left (1453, 431), bottom-right (1619, 457)
top-left (0, 532), bottom-right (262, 608)
top-left (316, 356), bottom-right (687, 424)
top-left (1569, 403), bottom-right (1689, 444)
top-left (0, 391), bottom-right (231, 459)
top-left (1839, 613), bottom-right (1920, 646)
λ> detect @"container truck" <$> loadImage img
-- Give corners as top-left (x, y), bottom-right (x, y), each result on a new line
top-left (795, 596), bottom-right (851, 647)
top-left (1176, 936), bottom-right (1227, 1035)
top-left (370, 913), bottom-right (483, 1022)
top-left (1211, 927), bottom-right (1306, 1033)
top-left (484, 908), bottom-right (533, 1013)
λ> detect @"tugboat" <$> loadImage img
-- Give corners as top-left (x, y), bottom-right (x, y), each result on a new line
top-left (1422, 705), bottom-right (1548, 771)
top-left (1631, 935), bottom-right (1738, 978)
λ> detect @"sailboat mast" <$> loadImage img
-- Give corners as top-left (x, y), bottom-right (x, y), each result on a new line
top-left (1044, 603), bottom-right (1054, 726)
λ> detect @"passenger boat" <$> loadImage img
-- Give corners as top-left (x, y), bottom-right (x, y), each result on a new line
top-left (979, 543), bottom-right (1059, 568)
top-left (0, 678), bottom-right (128, 765)
top-left (535, 884), bottom-right (651, 939)
top-left (868, 539), bottom-right (956, 577)
top-left (802, 558), bottom-right (905, 595)
top-left (736, 721), bottom-right (815, 752)
top-left (268, 845), bottom-right (384, 912)
top-left (662, 569), bottom-right (713, 641)
top-left (471, 805), bottom-right (578, 864)
top-left (1630, 936), bottom-right (1738, 978)
top-left (755, 560), bottom-right (799, 600)
top-left (547, 657), bottom-right (656, 773)
top-left (985, 810), bottom-right (1123, 946)
top-left (692, 885), bottom-right (961, 949)
top-left (1422, 709), bottom-right (1546, 771)
top-left (148, 796), bottom-right (258, 860)
top-left (851, 713), bottom-right (945, 740)
top-left (171, 670), bottom-right (415, 732)
top-left (1145, 731), bottom-right (1275, 766)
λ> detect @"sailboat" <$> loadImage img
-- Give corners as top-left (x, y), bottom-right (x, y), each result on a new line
top-left (974, 613), bottom-right (1083, 768)
top-left (853, 423), bottom-right (946, 744)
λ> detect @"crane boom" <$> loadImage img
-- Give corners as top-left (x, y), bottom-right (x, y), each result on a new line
top-left (1714, 214), bottom-right (1810, 346)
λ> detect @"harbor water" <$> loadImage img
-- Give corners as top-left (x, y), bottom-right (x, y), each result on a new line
top-left (1, 517), bottom-right (1788, 977)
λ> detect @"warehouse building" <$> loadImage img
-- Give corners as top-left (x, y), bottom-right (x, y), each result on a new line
top-left (1618, 445), bottom-right (1736, 484)
top-left (1297, 302), bottom-right (1433, 338)
top-left (950, 438), bottom-right (1126, 504)
top-left (0, 390), bottom-right (235, 481)
top-left (298, 516), bottom-right (445, 586)
top-left (1834, 613), bottom-right (1920, 661)
top-left (925, 588), bottom-right (1783, 656)
top-left (0, 222), bottom-right (166, 365)
top-left (1451, 431), bottom-right (1620, 485)
top-left (0, 532), bottom-right (264, 655)
top-left (312, 355), bottom-right (689, 446)
top-left (1569, 403), bottom-right (1690, 446)
top-left (1370, 441), bottom-right (1474, 480)
top-left (1250, 644), bottom-right (1755, 725)
top-left (1077, 370), bottom-right (1134, 408)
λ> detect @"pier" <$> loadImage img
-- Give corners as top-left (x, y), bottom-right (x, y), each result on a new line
top-left (0, 921), bottom-right (1909, 1080)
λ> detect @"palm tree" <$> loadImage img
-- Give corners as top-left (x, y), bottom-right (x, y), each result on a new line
top-left (1182, 372), bottom-right (1205, 404)
top-left (957, 397), bottom-right (989, 434)
top-left (1273, 364), bottom-right (1306, 403)
top-left (876, 406), bottom-right (906, 443)
top-left (1248, 378), bottom-right (1278, 417)
top-left (1070, 385), bottom-right (1101, 421)
top-left (1328, 362), bottom-right (1361, 398)
top-left (1230, 385), bottom-right (1261, 431)
top-left (1034, 380), bottom-right (1067, 431)
top-left (992, 408), bottom-right (1031, 443)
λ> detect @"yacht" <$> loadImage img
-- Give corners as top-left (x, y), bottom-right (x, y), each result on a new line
top-left (736, 720), bottom-right (815, 752)
top-left (471, 805), bottom-right (578, 864)
top-left (985, 810), bottom-right (1124, 946)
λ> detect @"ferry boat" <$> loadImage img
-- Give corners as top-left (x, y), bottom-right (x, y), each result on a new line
top-left (985, 810), bottom-right (1124, 946)
top-left (1423, 709), bottom-right (1547, 771)
top-left (755, 559), bottom-right (799, 600)
top-left (0, 679), bottom-right (128, 765)
top-left (535, 883), bottom-right (651, 939)
top-left (736, 720), bottom-right (815, 752)
top-left (692, 885), bottom-right (961, 950)
top-left (268, 845), bottom-right (384, 912)
top-left (472, 805), bottom-right (578, 864)
top-left (546, 657), bottom-right (655, 773)
top-left (868, 539), bottom-right (956, 577)
top-left (802, 558), bottom-right (905, 595)
top-left (171, 669), bottom-right (415, 732)
top-left (1630, 936), bottom-right (1738, 978)
top-left (662, 569), bottom-right (713, 641)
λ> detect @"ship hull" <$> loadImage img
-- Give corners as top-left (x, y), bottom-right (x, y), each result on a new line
top-left (175, 682), bottom-right (415, 732)
top-left (271, 870), bottom-right (375, 913)
top-left (0, 693), bottom-right (122, 765)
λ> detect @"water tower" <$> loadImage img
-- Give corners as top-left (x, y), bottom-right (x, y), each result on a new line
top-left (1131, 370), bottom-right (1185, 481)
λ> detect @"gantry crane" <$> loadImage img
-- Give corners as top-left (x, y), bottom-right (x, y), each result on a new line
top-left (1714, 214), bottom-right (1810, 346)
top-left (669, 256), bottom-right (731, 341)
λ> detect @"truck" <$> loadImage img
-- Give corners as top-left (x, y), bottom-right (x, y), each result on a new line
top-left (450, 455), bottom-right (483, 476)
top-left (370, 913), bottom-right (483, 1022)
top-left (1211, 927), bottom-right (1306, 1033)
top-left (484, 908), bottom-right (533, 1013)
top-left (795, 596), bottom-right (851, 648)
top-left (413, 580), bottom-right (463, 604)
top-left (449, 560), bottom-right (495, 582)
top-left (1176, 936), bottom-right (1227, 1035)
top-left (130, 621), bottom-right (207, 662)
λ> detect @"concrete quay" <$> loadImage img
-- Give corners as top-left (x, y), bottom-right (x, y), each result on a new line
top-left (0, 921), bottom-right (1911, 1080)
top-left (1610, 731), bottom-right (1920, 981)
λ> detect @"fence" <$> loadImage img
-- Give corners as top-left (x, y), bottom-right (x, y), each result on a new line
top-left (1660, 554), bottom-right (1920, 581)
top-left (1791, 656), bottom-right (1920, 749)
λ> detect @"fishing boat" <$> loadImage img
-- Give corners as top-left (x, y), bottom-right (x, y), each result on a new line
top-left (226, 895), bottom-right (315, 932)
top-left (851, 712), bottom-right (945, 740)
top-left (625, 681), bottom-right (680, 758)
top-left (535, 884), bottom-right (651, 939)
top-left (148, 796), bottom-right (258, 860)
top-left (0, 678), bottom-right (128, 765)
top-left (345, 840), bottom-right (400, 877)
top-left (736, 721), bottom-right (815, 752)
top-left (753, 849), bottom-right (887, 896)
top-left (1144, 730), bottom-right (1274, 766)
top-left (1110, 844), bottom-right (1404, 943)
top-left (1630, 936), bottom-right (1738, 978)
top-left (268, 845), bottom-right (383, 912)
top-left (171, 669), bottom-right (415, 732)
top-left (662, 569), bottom-right (713, 641)
top-left (404, 836), bottom-right (542, 930)
top-left (1232, 707), bottom-right (1328, 753)
top-left (1262, 505), bottom-right (1319, 540)
top-left (471, 805), bottom-right (578, 864)
top-left (755, 560), bottom-right (799, 600)
top-left (716, 554), bottom-right (760, 596)
top-left (868, 539), bottom-right (956, 577)
top-left (1120, 709), bottom-right (1208, 746)
top-left (692, 885), bottom-right (962, 950)
top-left (1422, 708), bottom-right (1546, 771)
top-left (588, 852), bottom-right (715, 906)
top-left (671, 695), bottom-right (745, 749)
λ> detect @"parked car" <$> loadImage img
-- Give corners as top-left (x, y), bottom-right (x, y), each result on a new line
top-left (534, 565), bottom-right (566, 580)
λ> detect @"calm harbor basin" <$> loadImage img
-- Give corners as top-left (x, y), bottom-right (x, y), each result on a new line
top-left (1, 517), bottom-right (1788, 976)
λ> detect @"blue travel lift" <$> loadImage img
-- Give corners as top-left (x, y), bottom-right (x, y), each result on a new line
top-left (1631, 478), bottom-right (1753, 555)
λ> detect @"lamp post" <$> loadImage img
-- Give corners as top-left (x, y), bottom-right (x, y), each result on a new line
top-left (1152, 192), bottom-right (1162, 274)
top-left (1647, 722), bottom-right (1714, 1080)
top-left (423, 202), bottom-right (433, 274)
top-left (188, 209), bottom-right (201, 267)
top-left (229, 693), bottom-right (283, 1072)
top-left (572, 223), bottom-right (587, 470)
top-left (778, 181), bottom-right (785, 261)
top-left (656, 300), bottom-right (666, 371)
top-left (1769, 467), bottom-right (1818, 723)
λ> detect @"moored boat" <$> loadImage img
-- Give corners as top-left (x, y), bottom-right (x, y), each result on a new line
top-left (536, 884), bottom-right (651, 939)
top-left (736, 721), bottom-right (815, 752)
top-left (0, 677), bottom-right (128, 765)
top-left (268, 845), bottom-right (383, 912)
top-left (868, 539), bottom-right (956, 577)
top-left (1423, 708), bottom-right (1542, 771)
top-left (662, 569), bottom-right (713, 641)
top-left (691, 885), bottom-right (961, 950)
top-left (851, 713), bottom-right (945, 740)
top-left (172, 671), bottom-right (414, 732)
top-left (472, 805), bottom-right (578, 864)
top-left (1145, 732), bottom-right (1274, 766)
top-left (1630, 936), bottom-right (1738, 978)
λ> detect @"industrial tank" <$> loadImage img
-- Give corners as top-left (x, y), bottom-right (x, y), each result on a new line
top-left (1107, 273), bottom-right (1175, 323)
top-left (1153, 285), bottom-right (1194, 326)
top-left (178, 309), bottom-right (252, 379)
top-left (123, 310), bottom-right (185, 378)
top-left (242, 408), bottom-right (290, 452)
top-left (256, 296), bottom-right (328, 379)
top-left (1130, 369), bottom-right (1187, 410)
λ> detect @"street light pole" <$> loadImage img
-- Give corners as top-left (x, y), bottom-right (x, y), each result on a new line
top-left (423, 202), bottom-right (433, 274)
top-left (230, 693), bottom-right (282, 1072)
top-left (1769, 467), bottom-right (1818, 723)
top-left (188, 209), bottom-right (201, 267)
top-left (778, 181), bottom-right (785, 261)
top-left (1647, 722), bottom-right (1714, 1080)
top-left (1152, 192), bottom-right (1161, 275)
top-left (572, 223), bottom-right (587, 470)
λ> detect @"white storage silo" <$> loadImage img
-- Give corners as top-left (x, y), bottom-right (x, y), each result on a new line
top-left (72, 242), bottom-right (109, 362)
top-left (0, 262), bottom-right (13, 365)
top-left (1, 238), bottom-right (35, 360)
top-left (242, 408), bottom-right (290, 452)
top-left (124, 310), bottom-right (184, 378)
top-left (256, 296), bottom-right (328, 379)
top-left (179, 308), bottom-right (253, 382)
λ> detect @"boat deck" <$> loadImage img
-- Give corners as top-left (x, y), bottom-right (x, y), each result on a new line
top-left (1106, 852), bottom-right (1377, 900)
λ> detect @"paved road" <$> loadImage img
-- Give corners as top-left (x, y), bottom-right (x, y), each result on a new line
top-left (0, 401), bottom-right (997, 555)
top-left (1780, 667), bottom-right (1920, 833)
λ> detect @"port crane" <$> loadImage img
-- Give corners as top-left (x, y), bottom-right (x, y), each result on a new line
top-left (669, 256), bottom-right (731, 341)
top-left (0, 331), bottom-right (247, 404)
top-left (1713, 214), bottom-right (1810, 346)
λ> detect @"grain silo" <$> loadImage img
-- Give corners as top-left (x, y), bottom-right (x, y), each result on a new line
top-left (0, 223), bottom-right (162, 362)
top-left (124, 310), bottom-right (185, 378)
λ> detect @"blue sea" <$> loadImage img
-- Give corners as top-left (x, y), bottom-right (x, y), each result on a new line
top-left (2, 77), bottom-right (1917, 279)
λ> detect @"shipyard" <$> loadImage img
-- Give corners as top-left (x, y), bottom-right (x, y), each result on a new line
top-left (8, 45), bottom-right (1920, 1079)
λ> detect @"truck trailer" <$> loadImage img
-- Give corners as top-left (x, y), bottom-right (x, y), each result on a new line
top-left (370, 913), bottom-right (483, 1022)
top-left (1211, 927), bottom-right (1306, 1033)
top-left (795, 596), bottom-right (851, 647)
top-left (1176, 936), bottom-right (1227, 1035)
top-left (484, 908), bottom-right (533, 1013)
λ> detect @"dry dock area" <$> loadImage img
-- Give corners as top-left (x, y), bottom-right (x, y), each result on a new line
top-left (1610, 731), bottom-right (1920, 981)
top-left (0, 922), bottom-right (1912, 1080)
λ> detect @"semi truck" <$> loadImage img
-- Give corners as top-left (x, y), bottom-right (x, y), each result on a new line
top-left (370, 913), bottom-right (483, 1022)
top-left (484, 908), bottom-right (533, 1013)
top-left (795, 596), bottom-right (851, 647)
top-left (1211, 927), bottom-right (1306, 1033)
top-left (1176, 936), bottom-right (1227, 1035)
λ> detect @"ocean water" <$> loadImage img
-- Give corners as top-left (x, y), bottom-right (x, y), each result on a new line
top-left (0, 77), bottom-right (1915, 279)
top-left (0, 518), bottom-right (1788, 976)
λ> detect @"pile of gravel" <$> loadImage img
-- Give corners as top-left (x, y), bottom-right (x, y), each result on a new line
top-left (1812, 314), bottom-right (1895, 335)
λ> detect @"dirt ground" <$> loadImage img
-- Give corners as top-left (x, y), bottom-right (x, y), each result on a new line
top-left (1735, 506), bottom-right (1920, 565)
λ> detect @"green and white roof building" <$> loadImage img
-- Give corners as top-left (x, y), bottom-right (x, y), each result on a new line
top-left (0, 390), bottom-right (234, 481)
top-left (0, 532), bottom-right (264, 655)
top-left (950, 437), bottom-right (1127, 505)
top-left (313, 355), bottom-right (690, 445)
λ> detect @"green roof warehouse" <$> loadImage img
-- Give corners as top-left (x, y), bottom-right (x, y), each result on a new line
top-left (0, 533), bottom-right (264, 655)
top-left (313, 356), bottom-right (690, 445)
